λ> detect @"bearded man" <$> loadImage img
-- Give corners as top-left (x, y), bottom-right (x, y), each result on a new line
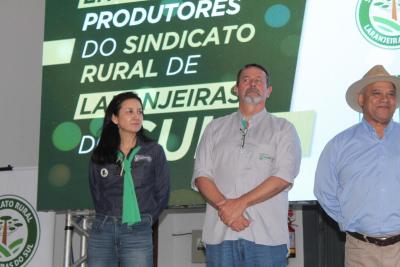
top-left (192, 63), bottom-right (302, 267)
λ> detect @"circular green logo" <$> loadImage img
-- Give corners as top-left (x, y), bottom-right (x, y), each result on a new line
top-left (0, 195), bottom-right (40, 267)
top-left (356, 0), bottom-right (400, 49)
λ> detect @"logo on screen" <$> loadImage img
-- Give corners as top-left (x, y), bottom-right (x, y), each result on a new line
top-left (0, 195), bottom-right (40, 267)
top-left (356, 0), bottom-right (400, 49)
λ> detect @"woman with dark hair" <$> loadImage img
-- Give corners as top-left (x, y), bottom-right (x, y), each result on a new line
top-left (87, 92), bottom-right (170, 267)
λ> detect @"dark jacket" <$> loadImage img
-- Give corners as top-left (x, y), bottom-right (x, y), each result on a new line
top-left (89, 138), bottom-right (170, 223)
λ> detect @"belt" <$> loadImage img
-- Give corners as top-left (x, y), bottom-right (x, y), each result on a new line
top-left (347, 232), bottom-right (400, 247)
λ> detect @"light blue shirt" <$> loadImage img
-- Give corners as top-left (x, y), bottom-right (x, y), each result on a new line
top-left (314, 119), bottom-right (400, 237)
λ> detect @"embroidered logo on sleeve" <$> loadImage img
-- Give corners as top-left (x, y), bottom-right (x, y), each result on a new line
top-left (134, 155), bottom-right (152, 162)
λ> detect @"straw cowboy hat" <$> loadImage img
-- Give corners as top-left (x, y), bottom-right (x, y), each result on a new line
top-left (346, 65), bottom-right (400, 112)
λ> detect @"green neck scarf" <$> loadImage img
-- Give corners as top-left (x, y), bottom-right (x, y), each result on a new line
top-left (118, 146), bottom-right (141, 225)
top-left (241, 119), bottom-right (249, 130)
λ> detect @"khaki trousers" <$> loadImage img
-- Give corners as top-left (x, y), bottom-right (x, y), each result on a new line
top-left (345, 233), bottom-right (400, 267)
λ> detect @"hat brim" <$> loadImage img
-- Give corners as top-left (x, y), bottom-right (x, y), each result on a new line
top-left (346, 76), bottom-right (400, 112)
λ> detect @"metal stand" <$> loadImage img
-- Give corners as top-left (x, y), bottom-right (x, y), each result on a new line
top-left (63, 210), bottom-right (93, 267)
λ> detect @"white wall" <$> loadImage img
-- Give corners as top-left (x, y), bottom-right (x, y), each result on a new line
top-left (158, 211), bottom-right (205, 267)
top-left (0, 0), bottom-right (44, 168)
top-left (0, 2), bottom-right (54, 266)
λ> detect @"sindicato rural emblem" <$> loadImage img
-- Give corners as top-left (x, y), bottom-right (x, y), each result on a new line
top-left (0, 195), bottom-right (40, 267)
top-left (356, 0), bottom-right (400, 49)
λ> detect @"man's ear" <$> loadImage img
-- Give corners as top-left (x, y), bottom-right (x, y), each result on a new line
top-left (357, 93), bottom-right (364, 108)
top-left (266, 86), bottom-right (272, 98)
top-left (232, 85), bottom-right (238, 96)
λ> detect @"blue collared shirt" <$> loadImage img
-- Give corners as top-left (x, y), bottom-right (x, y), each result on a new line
top-left (314, 119), bottom-right (400, 236)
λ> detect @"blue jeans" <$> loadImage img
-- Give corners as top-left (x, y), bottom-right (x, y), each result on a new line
top-left (87, 214), bottom-right (153, 267)
top-left (205, 239), bottom-right (287, 267)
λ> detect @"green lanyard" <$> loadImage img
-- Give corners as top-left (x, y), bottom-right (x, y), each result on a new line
top-left (118, 146), bottom-right (141, 225)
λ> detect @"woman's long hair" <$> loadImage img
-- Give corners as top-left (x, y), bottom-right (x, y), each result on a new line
top-left (91, 92), bottom-right (151, 164)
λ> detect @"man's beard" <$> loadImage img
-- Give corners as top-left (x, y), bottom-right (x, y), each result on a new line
top-left (243, 87), bottom-right (263, 105)
top-left (244, 95), bottom-right (263, 105)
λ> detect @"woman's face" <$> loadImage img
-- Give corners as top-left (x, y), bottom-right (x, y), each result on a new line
top-left (111, 98), bottom-right (143, 135)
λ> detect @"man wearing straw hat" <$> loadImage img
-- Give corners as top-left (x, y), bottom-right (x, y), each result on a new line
top-left (314, 65), bottom-right (400, 267)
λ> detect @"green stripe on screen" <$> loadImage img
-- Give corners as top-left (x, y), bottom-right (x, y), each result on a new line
top-left (275, 111), bottom-right (316, 157)
top-left (42, 39), bottom-right (76, 66)
top-left (78, 0), bottom-right (148, 9)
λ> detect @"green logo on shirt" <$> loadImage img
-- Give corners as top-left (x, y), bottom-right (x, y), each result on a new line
top-left (259, 153), bottom-right (272, 161)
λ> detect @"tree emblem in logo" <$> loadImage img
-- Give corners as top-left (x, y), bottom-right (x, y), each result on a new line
top-left (356, 0), bottom-right (400, 49)
top-left (0, 195), bottom-right (40, 267)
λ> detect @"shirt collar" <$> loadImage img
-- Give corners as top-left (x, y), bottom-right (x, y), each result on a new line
top-left (236, 108), bottom-right (267, 129)
top-left (361, 118), bottom-right (394, 136)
